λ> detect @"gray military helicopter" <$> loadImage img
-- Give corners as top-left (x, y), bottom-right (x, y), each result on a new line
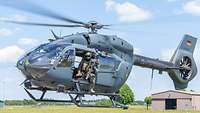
top-left (0, 0), bottom-right (198, 109)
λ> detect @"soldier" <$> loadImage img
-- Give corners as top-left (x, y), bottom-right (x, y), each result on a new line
top-left (76, 52), bottom-right (92, 78)
top-left (86, 53), bottom-right (99, 93)
top-left (76, 52), bottom-right (98, 93)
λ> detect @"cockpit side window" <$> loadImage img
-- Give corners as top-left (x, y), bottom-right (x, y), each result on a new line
top-left (57, 49), bottom-right (74, 67)
top-left (34, 43), bottom-right (48, 53)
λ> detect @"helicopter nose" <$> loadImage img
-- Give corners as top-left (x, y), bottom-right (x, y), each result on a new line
top-left (16, 58), bottom-right (26, 71)
top-left (17, 57), bottom-right (50, 78)
top-left (25, 64), bottom-right (50, 75)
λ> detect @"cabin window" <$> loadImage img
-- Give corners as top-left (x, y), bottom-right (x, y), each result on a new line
top-left (98, 55), bottom-right (120, 71)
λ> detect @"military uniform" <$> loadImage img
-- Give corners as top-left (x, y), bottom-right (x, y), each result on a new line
top-left (87, 58), bottom-right (99, 93)
top-left (79, 59), bottom-right (92, 78)
top-left (76, 52), bottom-right (98, 93)
top-left (76, 53), bottom-right (91, 77)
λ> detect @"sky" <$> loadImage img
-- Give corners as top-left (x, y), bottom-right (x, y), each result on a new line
top-left (0, 0), bottom-right (200, 101)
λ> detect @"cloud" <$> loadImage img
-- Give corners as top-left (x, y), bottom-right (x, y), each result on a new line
top-left (0, 27), bottom-right (23, 37)
top-left (193, 47), bottom-right (200, 64)
top-left (0, 26), bottom-right (24, 38)
top-left (0, 14), bottom-right (28, 22)
top-left (183, 0), bottom-right (200, 16)
top-left (12, 14), bottom-right (28, 21)
top-left (0, 28), bottom-right (13, 37)
top-left (105, 0), bottom-right (152, 22)
top-left (161, 48), bottom-right (175, 61)
top-left (134, 48), bottom-right (142, 54)
top-left (161, 47), bottom-right (200, 64)
top-left (0, 45), bottom-right (25, 63)
top-left (18, 38), bottom-right (39, 46)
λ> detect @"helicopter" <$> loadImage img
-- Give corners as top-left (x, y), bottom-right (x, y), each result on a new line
top-left (0, 0), bottom-right (198, 109)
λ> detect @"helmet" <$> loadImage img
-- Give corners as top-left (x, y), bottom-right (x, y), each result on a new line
top-left (85, 52), bottom-right (92, 60)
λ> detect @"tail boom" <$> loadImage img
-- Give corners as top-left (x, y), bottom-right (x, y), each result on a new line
top-left (133, 54), bottom-right (173, 72)
top-left (133, 34), bottom-right (198, 90)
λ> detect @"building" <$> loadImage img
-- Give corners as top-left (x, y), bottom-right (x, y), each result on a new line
top-left (0, 100), bottom-right (4, 108)
top-left (152, 90), bottom-right (200, 110)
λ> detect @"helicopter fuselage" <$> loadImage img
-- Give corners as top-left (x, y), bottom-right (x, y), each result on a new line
top-left (17, 32), bottom-right (134, 93)
top-left (2, 0), bottom-right (198, 108)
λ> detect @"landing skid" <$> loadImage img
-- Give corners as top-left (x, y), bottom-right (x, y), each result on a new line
top-left (23, 81), bottom-right (128, 109)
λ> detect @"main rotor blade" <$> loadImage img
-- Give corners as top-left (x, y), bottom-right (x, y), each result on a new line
top-left (4, 20), bottom-right (84, 28)
top-left (0, 0), bottom-right (85, 25)
top-left (103, 24), bottom-right (112, 27)
top-left (102, 27), bottom-right (110, 30)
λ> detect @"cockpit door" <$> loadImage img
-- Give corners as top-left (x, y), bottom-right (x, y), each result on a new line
top-left (57, 47), bottom-right (75, 68)
top-left (50, 47), bottom-right (75, 81)
top-left (96, 55), bottom-right (120, 87)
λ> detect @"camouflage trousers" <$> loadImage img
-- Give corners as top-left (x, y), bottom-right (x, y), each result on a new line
top-left (84, 72), bottom-right (96, 92)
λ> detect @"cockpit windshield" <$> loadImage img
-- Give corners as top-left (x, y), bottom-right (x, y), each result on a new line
top-left (32, 43), bottom-right (70, 54)
top-left (17, 42), bottom-right (74, 66)
top-left (34, 43), bottom-right (57, 53)
top-left (25, 43), bottom-right (71, 64)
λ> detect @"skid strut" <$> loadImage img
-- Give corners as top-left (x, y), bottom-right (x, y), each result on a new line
top-left (23, 80), bottom-right (128, 109)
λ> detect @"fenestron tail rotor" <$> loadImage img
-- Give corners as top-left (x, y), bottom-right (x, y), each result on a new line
top-left (179, 56), bottom-right (192, 80)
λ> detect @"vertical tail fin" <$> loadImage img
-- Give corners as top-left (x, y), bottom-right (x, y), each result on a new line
top-left (168, 34), bottom-right (198, 90)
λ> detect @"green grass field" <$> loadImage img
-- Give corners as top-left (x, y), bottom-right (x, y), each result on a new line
top-left (0, 105), bottom-right (200, 113)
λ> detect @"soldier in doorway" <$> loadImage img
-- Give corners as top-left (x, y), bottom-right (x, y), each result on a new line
top-left (86, 53), bottom-right (99, 93)
top-left (76, 52), bottom-right (98, 93)
top-left (76, 52), bottom-right (92, 78)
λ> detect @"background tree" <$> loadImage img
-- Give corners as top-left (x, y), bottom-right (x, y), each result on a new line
top-left (118, 83), bottom-right (134, 105)
top-left (144, 96), bottom-right (152, 110)
top-left (96, 84), bottom-right (134, 105)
